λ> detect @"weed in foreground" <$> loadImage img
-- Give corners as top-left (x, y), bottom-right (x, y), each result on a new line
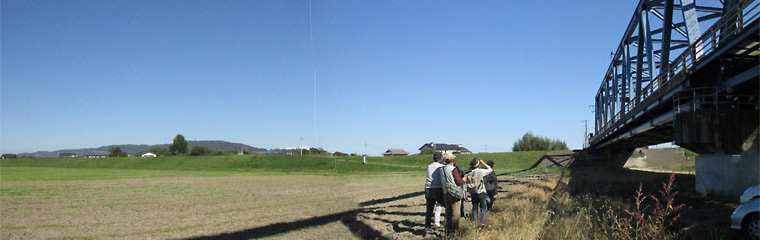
top-left (615, 172), bottom-right (686, 240)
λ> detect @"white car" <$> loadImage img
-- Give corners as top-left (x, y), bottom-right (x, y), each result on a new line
top-left (732, 185), bottom-right (760, 240)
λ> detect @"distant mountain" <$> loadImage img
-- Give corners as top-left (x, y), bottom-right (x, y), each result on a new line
top-left (17, 141), bottom-right (267, 158)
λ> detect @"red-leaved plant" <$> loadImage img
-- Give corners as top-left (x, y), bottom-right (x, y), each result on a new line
top-left (615, 172), bottom-right (686, 240)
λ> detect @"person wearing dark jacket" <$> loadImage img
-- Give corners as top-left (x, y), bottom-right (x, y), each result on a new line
top-left (485, 160), bottom-right (498, 210)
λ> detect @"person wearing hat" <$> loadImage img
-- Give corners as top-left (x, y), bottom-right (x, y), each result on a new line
top-left (466, 158), bottom-right (492, 224)
top-left (441, 152), bottom-right (466, 235)
top-left (484, 160), bottom-right (498, 210)
top-left (424, 151), bottom-right (445, 236)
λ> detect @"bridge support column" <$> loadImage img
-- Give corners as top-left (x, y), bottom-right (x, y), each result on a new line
top-left (695, 138), bottom-right (759, 196)
top-left (675, 89), bottom-right (759, 197)
top-left (577, 145), bottom-right (634, 168)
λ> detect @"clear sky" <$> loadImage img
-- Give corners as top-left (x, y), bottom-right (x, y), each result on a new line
top-left (1, 0), bottom-right (640, 155)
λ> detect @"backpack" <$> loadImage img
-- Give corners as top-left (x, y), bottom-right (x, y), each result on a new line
top-left (441, 165), bottom-right (464, 200)
top-left (484, 173), bottom-right (496, 190)
top-left (466, 170), bottom-right (482, 195)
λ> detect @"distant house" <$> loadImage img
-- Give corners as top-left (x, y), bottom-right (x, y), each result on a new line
top-left (418, 142), bottom-right (472, 155)
top-left (85, 151), bottom-right (109, 158)
top-left (59, 153), bottom-right (78, 158)
top-left (141, 152), bottom-right (157, 157)
top-left (269, 146), bottom-right (311, 155)
top-left (382, 149), bottom-right (409, 156)
top-left (1, 154), bottom-right (18, 159)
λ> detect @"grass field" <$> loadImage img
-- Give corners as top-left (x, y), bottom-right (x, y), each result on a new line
top-left (0, 169), bottom-right (424, 239)
top-left (0, 151), bottom-right (547, 180)
top-left (4, 151), bottom-right (731, 239)
top-left (0, 152), bottom-right (548, 239)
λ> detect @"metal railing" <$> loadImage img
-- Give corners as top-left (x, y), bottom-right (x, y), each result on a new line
top-left (674, 87), bottom-right (758, 114)
top-left (592, 0), bottom-right (758, 145)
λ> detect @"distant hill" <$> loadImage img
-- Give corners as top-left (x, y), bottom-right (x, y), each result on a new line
top-left (17, 141), bottom-right (267, 158)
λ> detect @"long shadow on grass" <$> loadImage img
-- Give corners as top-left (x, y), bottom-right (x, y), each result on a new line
top-left (183, 191), bottom-right (425, 240)
top-left (370, 217), bottom-right (425, 236)
top-left (183, 209), bottom-right (363, 240)
top-left (359, 191), bottom-right (424, 207)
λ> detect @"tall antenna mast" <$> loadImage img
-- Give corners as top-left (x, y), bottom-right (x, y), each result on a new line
top-left (309, 0), bottom-right (318, 147)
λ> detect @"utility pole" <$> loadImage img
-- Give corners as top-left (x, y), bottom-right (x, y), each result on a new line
top-left (363, 141), bottom-right (367, 164)
top-left (583, 120), bottom-right (588, 149)
top-left (300, 137), bottom-right (303, 155)
top-left (484, 144), bottom-right (488, 153)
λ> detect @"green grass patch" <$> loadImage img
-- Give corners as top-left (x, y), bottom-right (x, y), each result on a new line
top-left (0, 152), bottom-right (548, 181)
top-left (359, 151), bottom-right (547, 173)
top-left (681, 148), bottom-right (699, 157)
top-left (0, 155), bottom-right (424, 181)
top-left (0, 167), bottom-right (252, 181)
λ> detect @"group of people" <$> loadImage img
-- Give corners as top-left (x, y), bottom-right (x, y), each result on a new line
top-left (424, 151), bottom-right (498, 237)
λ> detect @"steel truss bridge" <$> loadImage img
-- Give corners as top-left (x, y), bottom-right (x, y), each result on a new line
top-left (588, 0), bottom-right (759, 165)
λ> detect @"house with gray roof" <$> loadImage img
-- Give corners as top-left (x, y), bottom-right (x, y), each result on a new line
top-left (418, 142), bottom-right (472, 155)
top-left (382, 149), bottom-right (409, 156)
top-left (59, 152), bottom-right (78, 158)
top-left (85, 151), bottom-right (109, 158)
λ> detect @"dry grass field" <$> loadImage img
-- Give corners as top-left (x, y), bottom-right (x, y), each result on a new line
top-left (1, 172), bottom-right (425, 239)
top-left (0, 167), bottom-right (563, 240)
top-left (1, 161), bottom-right (739, 239)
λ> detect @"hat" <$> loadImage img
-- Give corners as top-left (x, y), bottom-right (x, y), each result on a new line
top-left (443, 153), bottom-right (456, 162)
top-left (469, 158), bottom-right (479, 167)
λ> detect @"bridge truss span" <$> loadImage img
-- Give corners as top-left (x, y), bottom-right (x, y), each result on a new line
top-left (589, 0), bottom-right (759, 151)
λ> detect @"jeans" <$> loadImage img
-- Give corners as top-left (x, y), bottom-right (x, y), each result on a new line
top-left (425, 188), bottom-right (445, 229)
top-left (471, 192), bottom-right (488, 223)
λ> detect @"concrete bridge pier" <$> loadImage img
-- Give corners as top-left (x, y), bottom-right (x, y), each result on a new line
top-left (675, 94), bottom-right (760, 196)
top-left (695, 138), bottom-right (759, 196)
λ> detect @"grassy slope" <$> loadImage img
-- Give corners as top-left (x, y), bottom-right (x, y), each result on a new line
top-left (363, 151), bottom-right (547, 173)
top-left (0, 151), bottom-right (548, 181)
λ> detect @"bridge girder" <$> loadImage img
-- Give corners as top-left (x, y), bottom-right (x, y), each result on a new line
top-left (590, 0), bottom-right (760, 154)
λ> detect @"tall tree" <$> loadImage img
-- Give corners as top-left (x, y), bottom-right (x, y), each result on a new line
top-left (170, 134), bottom-right (188, 155)
top-left (109, 147), bottom-right (127, 157)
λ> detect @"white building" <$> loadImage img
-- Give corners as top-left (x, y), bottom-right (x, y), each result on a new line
top-left (141, 152), bottom-right (157, 157)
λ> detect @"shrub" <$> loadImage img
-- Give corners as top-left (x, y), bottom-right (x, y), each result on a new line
top-left (512, 132), bottom-right (568, 151)
top-left (190, 146), bottom-right (210, 156)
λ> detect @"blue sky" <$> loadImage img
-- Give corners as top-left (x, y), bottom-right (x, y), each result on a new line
top-left (1, 0), bottom-right (639, 155)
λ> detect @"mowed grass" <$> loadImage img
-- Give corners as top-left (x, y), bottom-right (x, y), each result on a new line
top-left (0, 167), bottom-right (253, 181)
top-left (0, 173), bottom-right (424, 239)
top-left (0, 155), bottom-right (415, 181)
top-left (0, 151), bottom-right (547, 181)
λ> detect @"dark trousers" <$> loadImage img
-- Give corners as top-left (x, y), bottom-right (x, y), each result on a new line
top-left (444, 194), bottom-right (461, 235)
top-left (486, 189), bottom-right (496, 210)
top-left (425, 188), bottom-right (445, 229)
